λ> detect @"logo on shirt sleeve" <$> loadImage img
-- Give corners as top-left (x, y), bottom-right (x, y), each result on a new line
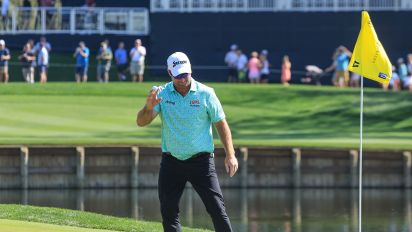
top-left (165, 100), bottom-right (175, 105)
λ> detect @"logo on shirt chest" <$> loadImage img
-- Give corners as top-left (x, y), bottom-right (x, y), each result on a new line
top-left (190, 99), bottom-right (200, 107)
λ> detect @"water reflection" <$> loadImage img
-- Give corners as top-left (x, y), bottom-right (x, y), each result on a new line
top-left (0, 188), bottom-right (411, 232)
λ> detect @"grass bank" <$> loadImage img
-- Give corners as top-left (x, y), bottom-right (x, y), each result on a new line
top-left (0, 83), bottom-right (411, 149)
top-left (0, 204), bottom-right (210, 232)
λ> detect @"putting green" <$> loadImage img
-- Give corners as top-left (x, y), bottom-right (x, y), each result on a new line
top-left (0, 219), bottom-right (118, 232)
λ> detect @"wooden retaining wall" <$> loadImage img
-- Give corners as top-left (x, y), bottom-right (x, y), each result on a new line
top-left (0, 146), bottom-right (410, 189)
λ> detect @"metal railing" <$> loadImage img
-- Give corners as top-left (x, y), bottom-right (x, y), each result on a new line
top-left (151, 0), bottom-right (412, 12)
top-left (0, 7), bottom-right (149, 35)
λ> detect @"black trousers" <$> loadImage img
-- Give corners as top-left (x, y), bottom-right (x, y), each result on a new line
top-left (158, 153), bottom-right (233, 232)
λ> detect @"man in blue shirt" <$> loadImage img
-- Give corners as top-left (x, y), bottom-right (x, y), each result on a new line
top-left (0, 40), bottom-right (11, 83)
top-left (73, 41), bottom-right (89, 83)
top-left (115, 41), bottom-right (128, 81)
top-left (137, 52), bottom-right (238, 232)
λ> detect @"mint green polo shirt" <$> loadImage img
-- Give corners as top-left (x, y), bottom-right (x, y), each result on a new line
top-left (153, 79), bottom-right (225, 160)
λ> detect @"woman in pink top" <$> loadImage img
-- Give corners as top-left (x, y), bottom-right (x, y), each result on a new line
top-left (281, 55), bottom-right (291, 86)
top-left (248, 51), bottom-right (261, 84)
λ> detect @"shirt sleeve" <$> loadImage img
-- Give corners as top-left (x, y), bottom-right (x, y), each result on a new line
top-left (153, 102), bottom-right (161, 113)
top-left (207, 89), bottom-right (225, 123)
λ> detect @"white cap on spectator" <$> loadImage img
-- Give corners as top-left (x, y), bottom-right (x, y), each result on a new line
top-left (261, 49), bottom-right (268, 55)
top-left (167, 52), bottom-right (192, 77)
top-left (0, 40), bottom-right (5, 46)
top-left (230, 44), bottom-right (237, 50)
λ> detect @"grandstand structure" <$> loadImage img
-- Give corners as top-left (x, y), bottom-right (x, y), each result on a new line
top-left (0, 7), bottom-right (149, 35)
top-left (0, 0), bottom-right (409, 35)
top-left (151, 0), bottom-right (412, 12)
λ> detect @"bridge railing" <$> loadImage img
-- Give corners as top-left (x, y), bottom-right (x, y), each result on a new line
top-left (0, 7), bottom-right (149, 35)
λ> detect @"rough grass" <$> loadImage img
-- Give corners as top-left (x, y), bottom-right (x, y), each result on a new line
top-left (0, 83), bottom-right (411, 150)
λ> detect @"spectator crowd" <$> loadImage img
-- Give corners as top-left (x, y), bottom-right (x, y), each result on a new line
top-left (224, 43), bottom-right (412, 92)
top-left (323, 45), bottom-right (412, 91)
top-left (224, 44), bottom-right (292, 86)
top-left (0, 37), bottom-right (147, 84)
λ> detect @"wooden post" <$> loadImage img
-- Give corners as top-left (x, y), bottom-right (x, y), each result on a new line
top-left (350, 150), bottom-right (359, 188)
top-left (292, 189), bottom-right (302, 232)
top-left (20, 146), bottom-right (29, 190)
top-left (292, 148), bottom-right (301, 188)
top-left (240, 147), bottom-right (248, 188)
top-left (131, 146), bottom-right (139, 188)
top-left (76, 146), bottom-right (85, 189)
top-left (240, 188), bottom-right (248, 226)
top-left (184, 185), bottom-right (194, 227)
top-left (350, 189), bottom-right (359, 231)
top-left (131, 189), bottom-right (139, 219)
top-left (77, 189), bottom-right (84, 211)
top-left (405, 189), bottom-right (412, 230)
top-left (403, 151), bottom-right (411, 189)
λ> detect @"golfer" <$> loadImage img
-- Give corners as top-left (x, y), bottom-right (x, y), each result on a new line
top-left (137, 52), bottom-right (238, 232)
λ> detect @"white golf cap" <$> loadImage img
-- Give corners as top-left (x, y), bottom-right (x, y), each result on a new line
top-left (167, 52), bottom-right (192, 77)
top-left (230, 44), bottom-right (237, 50)
top-left (0, 40), bottom-right (5, 46)
top-left (261, 49), bottom-right (268, 55)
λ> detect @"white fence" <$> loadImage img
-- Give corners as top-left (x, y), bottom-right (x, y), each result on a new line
top-left (0, 7), bottom-right (149, 35)
top-left (151, 0), bottom-right (412, 12)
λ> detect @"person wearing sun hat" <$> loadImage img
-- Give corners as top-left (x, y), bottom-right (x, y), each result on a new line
top-left (136, 52), bottom-right (238, 232)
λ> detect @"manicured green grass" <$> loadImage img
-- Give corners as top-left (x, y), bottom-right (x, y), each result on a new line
top-left (0, 204), bottom-right (211, 232)
top-left (0, 219), bottom-right (117, 232)
top-left (0, 83), bottom-right (411, 150)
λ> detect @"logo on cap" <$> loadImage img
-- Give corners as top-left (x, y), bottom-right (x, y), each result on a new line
top-left (172, 60), bottom-right (187, 68)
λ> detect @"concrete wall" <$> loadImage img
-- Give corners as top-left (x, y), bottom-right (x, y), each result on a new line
top-left (0, 146), bottom-right (410, 189)
top-left (0, 148), bottom-right (21, 188)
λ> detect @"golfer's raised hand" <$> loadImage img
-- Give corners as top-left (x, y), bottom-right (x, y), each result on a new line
top-left (145, 87), bottom-right (162, 110)
top-left (225, 155), bottom-right (238, 177)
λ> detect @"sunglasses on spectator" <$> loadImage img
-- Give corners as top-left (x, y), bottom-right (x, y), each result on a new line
top-left (173, 73), bottom-right (190, 79)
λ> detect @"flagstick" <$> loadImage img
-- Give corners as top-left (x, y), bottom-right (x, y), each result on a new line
top-left (358, 76), bottom-right (364, 232)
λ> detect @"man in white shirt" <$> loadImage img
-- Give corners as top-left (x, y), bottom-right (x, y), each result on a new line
top-left (33, 36), bottom-right (52, 54)
top-left (37, 41), bottom-right (49, 83)
top-left (224, 44), bottom-right (238, 82)
top-left (129, 39), bottom-right (146, 82)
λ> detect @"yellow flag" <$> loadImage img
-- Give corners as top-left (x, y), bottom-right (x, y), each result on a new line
top-left (348, 11), bottom-right (392, 85)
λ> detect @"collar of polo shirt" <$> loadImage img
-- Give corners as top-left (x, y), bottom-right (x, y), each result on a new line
top-left (169, 78), bottom-right (198, 93)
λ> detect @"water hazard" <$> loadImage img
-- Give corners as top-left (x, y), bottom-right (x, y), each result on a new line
top-left (0, 188), bottom-right (411, 232)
